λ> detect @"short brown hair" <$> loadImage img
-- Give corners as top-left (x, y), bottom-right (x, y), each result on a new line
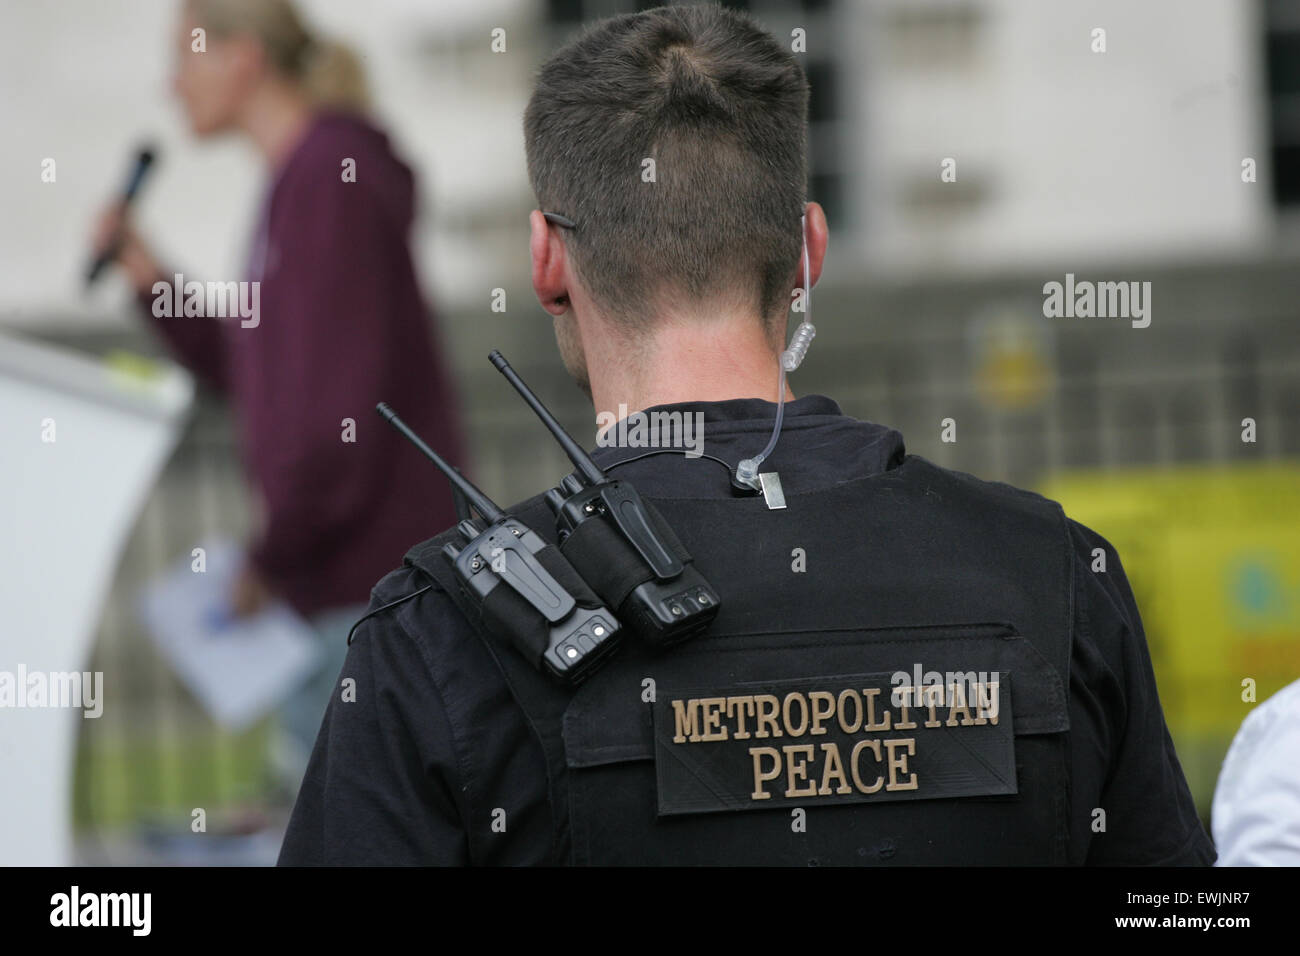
top-left (524, 3), bottom-right (809, 329)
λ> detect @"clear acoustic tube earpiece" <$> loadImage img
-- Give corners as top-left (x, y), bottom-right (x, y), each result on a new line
top-left (736, 212), bottom-right (816, 491)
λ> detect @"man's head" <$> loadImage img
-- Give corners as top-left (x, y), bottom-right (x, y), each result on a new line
top-left (524, 4), bottom-right (825, 404)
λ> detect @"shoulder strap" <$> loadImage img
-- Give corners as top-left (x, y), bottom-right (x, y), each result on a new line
top-left (403, 521), bottom-right (578, 863)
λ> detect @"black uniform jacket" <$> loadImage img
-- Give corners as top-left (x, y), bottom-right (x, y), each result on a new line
top-left (278, 395), bottom-right (1215, 866)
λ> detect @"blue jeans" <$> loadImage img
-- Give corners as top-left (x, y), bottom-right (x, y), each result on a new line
top-left (274, 603), bottom-right (366, 791)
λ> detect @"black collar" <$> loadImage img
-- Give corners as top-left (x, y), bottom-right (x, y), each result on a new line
top-left (621, 394), bottom-right (843, 425)
top-left (587, 394), bottom-right (852, 470)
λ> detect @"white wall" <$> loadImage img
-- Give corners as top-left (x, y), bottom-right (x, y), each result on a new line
top-left (842, 0), bottom-right (1272, 274)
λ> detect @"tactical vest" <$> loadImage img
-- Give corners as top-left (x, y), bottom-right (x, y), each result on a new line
top-left (405, 454), bottom-right (1073, 865)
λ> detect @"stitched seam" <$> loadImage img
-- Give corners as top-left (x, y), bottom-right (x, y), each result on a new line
top-left (391, 587), bottom-right (476, 863)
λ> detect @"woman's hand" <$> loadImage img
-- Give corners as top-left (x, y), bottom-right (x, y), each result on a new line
top-left (90, 203), bottom-right (164, 294)
top-left (229, 559), bottom-right (274, 619)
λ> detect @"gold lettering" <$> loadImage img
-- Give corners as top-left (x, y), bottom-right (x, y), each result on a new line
top-left (698, 697), bottom-right (728, 741)
top-left (818, 742), bottom-right (852, 795)
top-left (864, 687), bottom-right (892, 731)
top-left (837, 688), bottom-right (863, 733)
top-left (727, 695), bottom-right (756, 739)
top-left (885, 737), bottom-right (918, 791)
top-left (783, 692), bottom-right (809, 737)
top-left (967, 681), bottom-right (988, 725)
top-left (850, 739), bottom-right (884, 794)
top-left (922, 683), bottom-right (943, 728)
top-left (672, 698), bottom-right (701, 743)
top-left (750, 746), bottom-right (781, 799)
top-left (975, 681), bottom-right (1000, 725)
top-left (784, 744), bottom-right (818, 797)
top-left (754, 695), bottom-right (782, 738)
top-left (808, 691), bottom-right (835, 735)
top-left (946, 681), bottom-right (974, 727)
top-left (894, 690), bottom-right (918, 730)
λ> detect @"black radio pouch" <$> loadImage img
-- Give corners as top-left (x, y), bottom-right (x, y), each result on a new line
top-left (552, 489), bottom-right (716, 648)
top-left (405, 525), bottom-right (620, 686)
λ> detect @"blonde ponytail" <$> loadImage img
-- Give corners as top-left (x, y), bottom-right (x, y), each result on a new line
top-left (301, 38), bottom-right (369, 112)
top-left (186, 0), bottom-right (369, 112)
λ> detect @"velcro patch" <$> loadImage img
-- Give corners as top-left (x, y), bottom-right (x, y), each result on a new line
top-left (653, 672), bottom-right (1016, 816)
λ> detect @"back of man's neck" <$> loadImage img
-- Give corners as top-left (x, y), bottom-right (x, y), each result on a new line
top-left (587, 311), bottom-right (796, 418)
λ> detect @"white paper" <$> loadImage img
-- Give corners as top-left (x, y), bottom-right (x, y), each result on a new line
top-left (139, 540), bottom-right (322, 731)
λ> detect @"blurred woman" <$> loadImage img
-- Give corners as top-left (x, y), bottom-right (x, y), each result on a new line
top-left (91, 0), bottom-right (466, 786)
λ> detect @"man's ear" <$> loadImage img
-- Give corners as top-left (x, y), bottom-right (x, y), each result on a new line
top-left (795, 201), bottom-right (829, 291)
top-left (529, 210), bottom-right (571, 316)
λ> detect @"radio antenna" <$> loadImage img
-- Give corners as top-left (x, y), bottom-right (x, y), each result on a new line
top-left (376, 402), bottom-right (503, 522)
top-left (489, 350), bottom-right (606, 486)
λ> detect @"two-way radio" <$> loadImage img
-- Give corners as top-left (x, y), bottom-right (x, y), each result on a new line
top-left (488, 351), bottom-right (720, 649)
top-left (374, 357), bottom-right (721, 684)
top-left (377, 402), bottom-right (621, 684)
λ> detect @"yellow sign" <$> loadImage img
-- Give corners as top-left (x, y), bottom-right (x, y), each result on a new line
top-left (1039, 462), bottom-right (1300, 810)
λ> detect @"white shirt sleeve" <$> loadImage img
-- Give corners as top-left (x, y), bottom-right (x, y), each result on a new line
top-left (1212, 678), bottom-right (1300, 866)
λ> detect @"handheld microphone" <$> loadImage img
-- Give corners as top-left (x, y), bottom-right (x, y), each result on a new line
top-left (488, 351), bottom-right (720, 649)
top-left (377, 402), bottom-right (621, 684)
top-left (86, 145), bottom-right (157, 287)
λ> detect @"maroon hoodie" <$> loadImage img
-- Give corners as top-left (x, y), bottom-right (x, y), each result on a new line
top-left (141, 111), bottom-right (466, 617)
